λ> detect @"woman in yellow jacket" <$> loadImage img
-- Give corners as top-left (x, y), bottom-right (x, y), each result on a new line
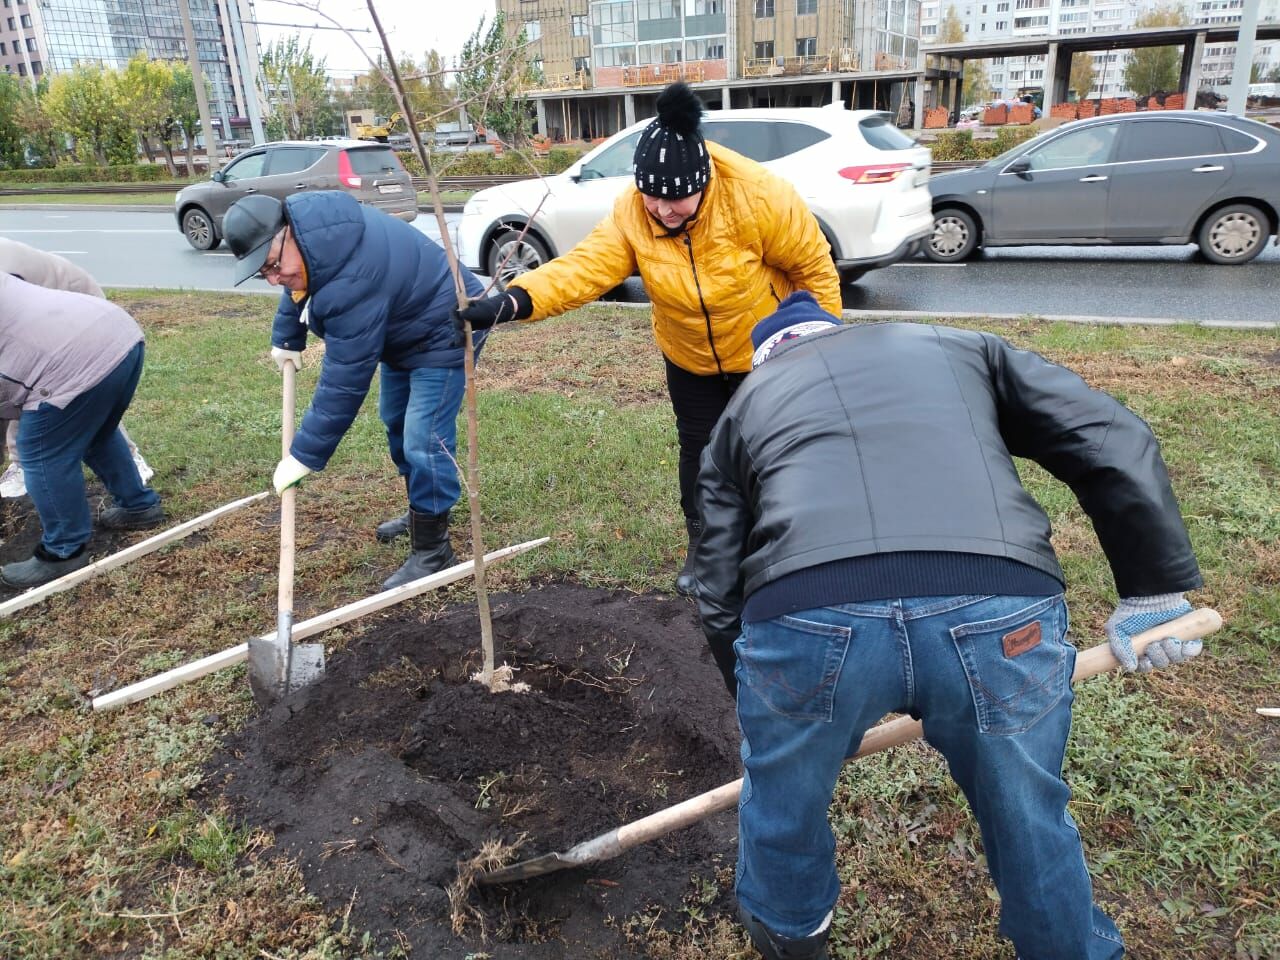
top-left (456, 82), bottom-right (841, 596)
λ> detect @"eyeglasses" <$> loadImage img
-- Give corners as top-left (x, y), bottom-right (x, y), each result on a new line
top-left (258, 229), bottom-right (288, 279)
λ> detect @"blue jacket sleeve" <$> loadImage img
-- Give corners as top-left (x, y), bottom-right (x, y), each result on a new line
top-left (289, 277), bottom-right (388, 470)
top-left (271, 291), bottom-right (308, 351)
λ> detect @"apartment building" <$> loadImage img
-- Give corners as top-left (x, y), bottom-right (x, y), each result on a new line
top-left (1194, 0), bottom-right (1280, 88)
top-left (499, 0), bottom-right (922, 136)
top-left (0, 0), bottom-right (261, 142)
top-left (922, 0), bottom-right (1280, 101)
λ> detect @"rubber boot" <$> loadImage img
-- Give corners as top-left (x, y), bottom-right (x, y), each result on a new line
top-left (738, 906), bottom-right (831, 960)
top-left (1, 544), bottom-right (90, 588)
top-left (674, 516), bottom-right (702, 598)
top-left (382, 510), bottom-right (456, 590)
top-left (375, 478), bottom-right (411, 543)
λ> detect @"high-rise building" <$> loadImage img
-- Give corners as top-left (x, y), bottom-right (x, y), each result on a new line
top-left (0, 0), bottom-right (261, 143)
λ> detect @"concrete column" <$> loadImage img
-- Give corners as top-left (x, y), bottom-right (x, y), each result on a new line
top-left (624, 93), bottom-right (636, 126)
top-left (1180, 31), bottom-right (1206, 101)
top-left (1042, 41), bottom-right (1060, 116)
top-left (722, 85), bottom-right (731, 108)
top-left (832, 79), bottom-right (841, 105)
top-left (953, 64), bottom-right (965, 120)
top-left (1227, 0), bottom-right (1262, 113)
top-left (536, 98), bottom-right (548, 136)
top-left (914, 79), bottom-right (926, 131)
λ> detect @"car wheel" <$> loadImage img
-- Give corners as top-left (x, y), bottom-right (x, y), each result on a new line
top-left (182, 207), bottom-right (220, 251)
top-left (1197, 204), bottom-right (1269, 265)
top-left (487, 228), bottom-right (550, 288)
top-left (926, 208), bottom-right (978, 263)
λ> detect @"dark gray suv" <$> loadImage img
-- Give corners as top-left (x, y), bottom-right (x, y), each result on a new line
top-left (926, 112), bottom-right (1280, 265)
top-left (175, 139), bottom-right (417, 250)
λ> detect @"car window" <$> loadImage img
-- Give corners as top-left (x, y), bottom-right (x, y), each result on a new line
top-left (222, 151), bottom-right (267, 181)
top-left (579, 130), bottom-right (644, 179)
top-left (1217, 126), bottom-right (1261, 153)
top-left (859, 115), bottom-right (916, 151)
top-left (702, 120), bottom-right (829, 162)
top-left (1023, 124), bottom-right (1118, 170)
top-left (344, 147), bottom-right (403, 175)
top-left (1115, 120), bottom-right (1226, 163)
top-left (267, 146), bottom-right (325, 175)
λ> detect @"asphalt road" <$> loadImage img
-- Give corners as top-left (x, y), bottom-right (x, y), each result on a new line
top-left (3, 206), bottom-right (1277, 323)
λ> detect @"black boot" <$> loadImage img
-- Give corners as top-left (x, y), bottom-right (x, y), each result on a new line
top-left (738, 906), bottom-right (830, 960)
top-left (674, 516), bottom-right (702, 598)
top-left (1, 543), bottom-right (90, 588)
top-left (382, 510), bottom-right (456, 590)
top-left (375, 510), bottom-right (410, 543)
top-left (375, 478), bottom-right (411, 542)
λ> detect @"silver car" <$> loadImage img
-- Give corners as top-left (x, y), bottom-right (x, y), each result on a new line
top-left (175, 139), bottom-right (417, 250)
top-left (926, 112), bottom-right (1280, 265)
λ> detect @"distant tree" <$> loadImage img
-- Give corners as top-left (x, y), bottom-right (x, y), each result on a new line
top-left (43, 64), bottom-right (132, 164)
top-left (1268, 66), bottom-right (1280, 83)
top-left (18, 78), bottom-right (63, 167)
top-left (938, 5), bottom-right (966, 43)
top-left (457, 13), bottom-right (539, 145)
top-left (0, 74), bottom-right (24, 168)
top-left (118, 53), bottom-right (179, 174)
top-left (1123, 5), bottom-right (1190, 96)
top-left (963, 59), bottom-right (991, 106)
top-left (260, 35), bottom-right (331, 139)
top-left (170, 64), bottom-right (203, 174)
top-left (1070, 52), bottom-right (1097, 100)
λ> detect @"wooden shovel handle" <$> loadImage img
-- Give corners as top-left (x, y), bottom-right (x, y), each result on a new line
top-left (607, 607), bottom-right (1222, 856)
top-left (278, 360), bottom-right (297, 618)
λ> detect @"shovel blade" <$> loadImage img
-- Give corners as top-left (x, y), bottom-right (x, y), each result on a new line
top-left (247, 634), bottom-right (325, 707)
top-left (476, 851), bottom-right (578, 885)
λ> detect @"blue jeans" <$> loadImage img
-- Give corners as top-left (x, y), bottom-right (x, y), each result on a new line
top-left (17, 342), bottom-right (160, 558)
top-left (734, 594), bottom-right (1124, 960)
top-left (378, 363), bottom-right (466, 516)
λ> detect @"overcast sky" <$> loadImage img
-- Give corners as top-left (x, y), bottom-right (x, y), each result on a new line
top-left (251, 0), bottom-right (498, 77)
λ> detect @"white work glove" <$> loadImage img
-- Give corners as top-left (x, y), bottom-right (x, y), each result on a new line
top-left (1104, 594), bottom-right (1199, 673)
top-left (272, 454), bottom-right (311, 495)
top-left (270, 346), bottom-right (302, 372)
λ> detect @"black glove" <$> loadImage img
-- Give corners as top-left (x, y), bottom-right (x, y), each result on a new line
top-left (451, 286), bottom-right (533, 346)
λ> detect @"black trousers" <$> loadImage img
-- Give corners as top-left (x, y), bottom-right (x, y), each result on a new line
top-left (664, 356), bottom-right (747, 523)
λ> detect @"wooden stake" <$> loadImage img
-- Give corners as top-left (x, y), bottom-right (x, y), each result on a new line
top-left (91, 536), bottom-right (550, 712)
top-left (365, 0), bottom-right (500, 688)
top-left (0, 492), bottom-right (269, 619)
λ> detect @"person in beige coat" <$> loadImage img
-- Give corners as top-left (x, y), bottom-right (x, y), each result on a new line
top-left (0, 238), bottom-right (154, 498)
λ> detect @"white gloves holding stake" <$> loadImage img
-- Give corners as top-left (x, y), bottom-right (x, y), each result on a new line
top-left (1105, 594), bottom-right (1200, 672)
top-left (271, 346), bottom-right (302, 372)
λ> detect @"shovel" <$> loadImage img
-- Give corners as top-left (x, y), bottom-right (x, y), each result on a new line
top-left (477, 606), bottom-right (1222, 885)
top-left (248, 359), bottom-right (325, 705)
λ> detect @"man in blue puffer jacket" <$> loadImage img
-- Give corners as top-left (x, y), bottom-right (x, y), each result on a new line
top-left (223, 191), bottom-right (485, 589)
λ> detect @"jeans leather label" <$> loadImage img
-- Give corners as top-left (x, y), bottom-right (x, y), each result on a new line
top-left (1002, 620), bottom-right (1042, 658)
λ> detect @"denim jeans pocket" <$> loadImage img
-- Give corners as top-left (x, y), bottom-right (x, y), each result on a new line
top-left (739, 612), bottom-right (853, 722)
top-left (949, 595), bottom-right (1070, 736)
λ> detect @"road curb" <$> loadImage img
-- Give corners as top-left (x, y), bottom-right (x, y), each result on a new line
top-left (0, 203), bottom-right (173, 212)
top-left (587, 300), bottom-right (1279, 330)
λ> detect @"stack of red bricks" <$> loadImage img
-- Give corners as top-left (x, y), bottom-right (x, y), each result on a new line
top-left (1008, 103), bottom-right (1034, 124)
top-left (983, 104), bottom-right (1009, 125)
top-left (1050, 102), bottom-right (1078, 120)
top-left (924, 107), bottom-right (950, 129)
top-left (1118, 98), bottom-right (1137, 112)
top-left (1076, 100), bottom-right (1099, 119)
top-left (1147, 96), bottom-right (1163, 110)
top-left (1100, 98), bottom-right (1125, 115)
top-left (1164, 92), bottom-right (1186, 109)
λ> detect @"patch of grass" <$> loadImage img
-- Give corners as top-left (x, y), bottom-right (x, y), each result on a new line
top-left (1, 294), bottom-right (1277, 958)
top-left (0, 192), bottom-right (180, 206)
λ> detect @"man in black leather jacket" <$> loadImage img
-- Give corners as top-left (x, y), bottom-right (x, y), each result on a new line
top-left (693, 291), bottom-right (1203, 960)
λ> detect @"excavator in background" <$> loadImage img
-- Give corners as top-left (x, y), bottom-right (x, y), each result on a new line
top-left (355, 112), bottom-right (404, 143)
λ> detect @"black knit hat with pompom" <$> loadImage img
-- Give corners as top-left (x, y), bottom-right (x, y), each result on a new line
top-left (632, 82), bottom-right (711, 199)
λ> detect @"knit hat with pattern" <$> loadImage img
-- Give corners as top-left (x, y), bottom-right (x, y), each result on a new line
top-left (632, 82), bottom-right (711, 200)
top-left (750, 291), bottom-right (841, 367)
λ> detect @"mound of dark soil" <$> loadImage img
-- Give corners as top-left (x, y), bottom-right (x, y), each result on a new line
top-left (205, 583), bottom-right (742, 958)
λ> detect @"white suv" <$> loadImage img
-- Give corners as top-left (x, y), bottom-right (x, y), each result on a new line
top-left (456, 106), bottom-right (932, 287)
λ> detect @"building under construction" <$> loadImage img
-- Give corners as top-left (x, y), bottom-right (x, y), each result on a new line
top-left (499, 0), bottom-right (924, 140)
